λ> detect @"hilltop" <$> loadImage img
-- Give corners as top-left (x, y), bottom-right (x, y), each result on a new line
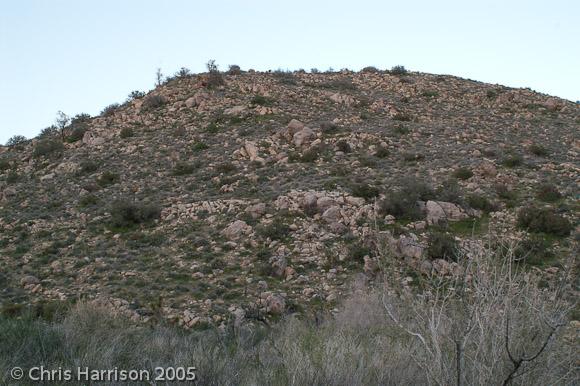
top-left (0, 65), bottom-right (578, 328)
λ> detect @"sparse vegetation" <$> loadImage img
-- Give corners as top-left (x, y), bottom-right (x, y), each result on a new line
top-left (390, 65), bottom-right (407, 75)
top-left (528, 143), bottom-right (549, 156)
top-left (5, 135), bottom-right (27, 148)
top-left (379, 178), bottom-right (435, 220)
top-left (172, 161), bottom-right (196, 176)
top-left (502, 153), bottom-right (523, 168)
top-left (205, 59), bottom-right (225, 88)
top-left (96, 171), bottom-right (120, 187)
top-left (427, 231), bottom-right (458, 261)
top-left (101, 103), bottom-right (120, 117)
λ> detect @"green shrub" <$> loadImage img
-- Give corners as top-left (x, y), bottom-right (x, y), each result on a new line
top-left (435, 179), bottom-right (463, 205)
top-left (79, 160), bottom-right (99, 174)
top-left (422, 90), bottom-right (439, 98)
top-left (427, 231), bottom-right (458, 261)
top-left (495, 184), bottom-right (518, 203)
top-left (0, 159), bottom-right (11, 171)
top-left (96, 171), bottom-right (120, 187)
top-left (536, 183), bottom-right (562, 202)
top-left (5, 135), bottom-right (28, 148)
top-left (466, 194), bottom-right (496, 213)
top-left (393, 113), bottom-right (412, 122)
top-left (6, 171), bottom-right (19, 184)
top-left (320, 121), bottom-right (341, 134)
top-left (390, 65), bottom-right (408, 75)
top-left (110, 200), bottom-right (161, 228)
top-left (192, 142), bottom-right (209, 151)
top-left (361, 66), bottom-right (380, 73)
top-left (272, 69), bottom-right (297, 85)
top-left (101, 103), bottom-right (120, 116)
top-left (141, 95), bottom-right (167, 111)
top-left (256, 219), bottom-right (289, 240)
top-left (78, 194), bottom-right (98, 208)
top-left (32, 139), bottom-right (64, 158)
top-left (351, 183), bottom-right (380, 200)
top-left (215, 162), bottom-right (236, 174)
top-left (336, 140), bottom-right (351, 153)
top-left (379, 178), bottom-right (435, 220)
top-left (172, 162), bottom-right (196, 176)
top-left (127, 90), bottom-right (145, 100)
top-left (299, 148), bottom-right (320, 163)
top-left (502, 153), bottom-right (523, 168)
top-left (516, 206), bottom-right (572, 236)
top-left (375, 146), bottom-right (390, 158)
top-left (205, 60), bottom-right (225, 88)
top-left (250, 95), bottom-right (273, 106)
top-left (120, 127), bottom-right (134, 139)
top-left (453, 167), bottom-right (473, 180)
top-left (227, 65), bottom-right (242, 75)
top-left (514, 235), bottom-right (554, 266)
top-left (528, 144), bottom-right (549, 157)
top-left (349, 242), bottom-right (372, 263)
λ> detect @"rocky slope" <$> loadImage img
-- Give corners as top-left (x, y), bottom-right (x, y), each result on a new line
top-left (1, 67), bottom-right (578, 328)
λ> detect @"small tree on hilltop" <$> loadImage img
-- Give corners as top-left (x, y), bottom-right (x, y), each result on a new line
top-left (55, 111), bottom-right (70, 141)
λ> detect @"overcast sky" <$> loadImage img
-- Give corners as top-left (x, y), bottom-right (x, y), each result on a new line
top-left (1, 0), bottom-right (578, 144)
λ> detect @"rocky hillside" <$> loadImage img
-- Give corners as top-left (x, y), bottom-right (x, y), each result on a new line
top-left (1, 66), bottom-right (578, 328)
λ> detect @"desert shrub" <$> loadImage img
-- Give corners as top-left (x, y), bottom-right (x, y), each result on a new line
top-left (393, 113), bottom-right (412, 121)
top-left (205, 60), bottom-right (225, 88)
top-left (514, 235), bottom-right (554, 266)
top-left (335, 140), bottom-right (351, 153)
top-left (215, 162), bottom-right (236, 174)
top-left (175, 67), bottom-right (191, 77)
top-left (495, 183), bottom-right (518, 203)
top-left (299, 148), bottom-right (320, 163)
top-left (67, 126), bottom-right (87, 143)
top-left (528, 143), bottom-right (549, 156)
top-left (6, 171), bottom-right (19, 184)
top-left (272, 69), bottom-right (297, 85)
top-left (322, 78), bottom-right (356, 91)
top-left (127, 90), bottom-right (145, 100)
top-left (351, 182), bottom-right (380, 200)
top-left (427, 231), bottom-right (458, 261)
top-left (486, 89), bottom-right (498, 99)
top-left (119, 127), bottom-right (134, 139)
top-left (66, 113), bottom-right (91, 143)
top-left (250, 95), bottom-right (273, 106)
top-left (320, 121), bottom-right (340, 134)
top-left (402, 152), bottom-right (424, 162)
top-left (227, 65), bottom-right (242, 75)
top-left (141, 95), bottom-right (167, 111)
top-left (379, 178), bottom-right (435, 220)
top-left (435, 179), bottom-right (463, 204)
top-left (192, 142), bottom-right (209, 151)
top-left (390, 65), bottom-right (407, 75)
top-left (79, 160), bottom-right (99, 174)
top-left (172, 162), bottom-right (196, 176)
top-left (375, 146), bottom-right (390, 158)
top-left (32, 139), bottom-right (64, 158)
top-left (516, 206), bottom-right (572, 236)
top-left (78, 194), bottom-right (98, 208)
top-left (96, 171), bottom-right (120, 187)
top-left (101, 103), bottom-right (120, 117)
top-left (5, 135), bottom-right (27, 148)
top-left (0, 159), bottom-right (11, 171)
top-left (109, 200), bottom-right (161, 228)
top-left (502, 153), bottom-right (523, 168)
top-left (256, 219), bottom-right (289, 241)
top-left (422, 90), bottom-right (439, 98)
top-left (466, 194), bottom-right (496, 213)
top-left (361, 66), bottom-right (379, 73)
top-left (348, 242), bottom-right (372, 263)
top-left (536, 183), bottom-right (562, 202)
top-left (453, 167), bottom-right (473, 180)
top-left (39, 126), bottom-right (58, 138)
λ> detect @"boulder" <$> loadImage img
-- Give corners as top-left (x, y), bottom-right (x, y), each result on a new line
top-left (322, 206), bottom-right (342, 223)
top-left (224, 105), bottom-right (246, 115)
top-left (82, 131), bottom-right (105, 146)
top-left (222, 220), bottom-right (252, 240)
top-left (245, 203), bottom-right (266, 219)
top-left (292, 127), bottom-right (316, 147)
top-left (426, 201), bottom-right (468, 225)
top-left (265, 294), bottom-right (286, 315)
